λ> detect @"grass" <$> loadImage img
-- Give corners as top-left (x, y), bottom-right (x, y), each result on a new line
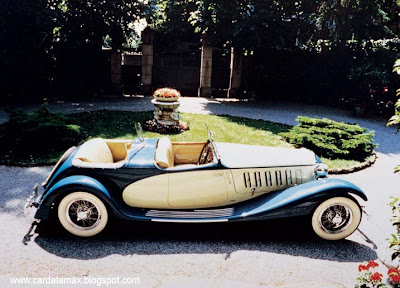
top-left (144, 113), bottom-right (292, 146)
top-left (321, 155), bottom-right (375, 171)
top-left (321, 157), bottom-right (365, 170)
top-left (0, 110), bottom-right (370, 171)
top-left (74, 110), bottom-right (292, 146)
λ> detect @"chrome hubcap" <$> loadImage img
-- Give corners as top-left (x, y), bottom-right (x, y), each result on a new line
top-left (66, 199), bottom-right (101, 230)
top-left (318, 203), bottom-right (352, 234)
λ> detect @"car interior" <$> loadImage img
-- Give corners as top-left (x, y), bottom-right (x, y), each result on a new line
top-left (155, 137), bottom-right (214, 169)
top-left (72, 138), bottom-right (133, 168)
top-left (71, 137), bottom-right (215, 169)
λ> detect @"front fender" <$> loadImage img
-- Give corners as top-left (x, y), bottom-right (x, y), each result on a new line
top-left (35, 175), bottom-right (116, 219)
top-left (238, 178), bottom-right (367, 220)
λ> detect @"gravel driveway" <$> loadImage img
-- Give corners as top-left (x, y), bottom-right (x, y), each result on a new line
top-left (1, 97), bottom-right (399, 287)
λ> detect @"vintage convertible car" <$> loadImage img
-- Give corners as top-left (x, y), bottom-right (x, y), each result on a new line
top-left (26, 127), bottom-right (367, 240)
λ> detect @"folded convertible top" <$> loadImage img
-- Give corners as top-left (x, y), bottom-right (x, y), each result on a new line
top-left (215, 142), bottom-right (316, 168)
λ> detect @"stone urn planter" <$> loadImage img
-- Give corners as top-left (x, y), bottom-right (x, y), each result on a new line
top-left (144, 88), bottom-right (189, 133)
top-left (152, 99), bottom-right (180, 125)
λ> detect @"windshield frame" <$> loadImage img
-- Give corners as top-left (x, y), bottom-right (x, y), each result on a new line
top-left (206, 125), bottom-right (221, 162)
top-left (134, 122), bottom-right (144, 143)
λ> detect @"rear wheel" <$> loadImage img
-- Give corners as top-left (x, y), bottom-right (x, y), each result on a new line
top-left (58, 192), bottom-right (108, 237)
top-left (311, 197), bottom-right (361, 240)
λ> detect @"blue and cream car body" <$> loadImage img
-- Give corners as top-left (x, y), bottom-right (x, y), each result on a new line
top-left (27, 133), bottom-right (367, 239)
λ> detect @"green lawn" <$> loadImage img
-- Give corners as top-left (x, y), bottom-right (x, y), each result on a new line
top-left (74, 111), bottom-right (291, 145)
top-left (0, 110), bottom-right (368, 171)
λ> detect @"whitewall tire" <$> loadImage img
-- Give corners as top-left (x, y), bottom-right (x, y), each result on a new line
top-left (311, 197), bottom-right (361, 240)
top-left (58, 192), bottom-right (108, 237)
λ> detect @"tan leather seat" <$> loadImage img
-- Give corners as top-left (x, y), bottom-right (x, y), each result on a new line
top-left (74, 138), bottom-right (114, 163)
top-left (155, 137), bottom-right (174, 168)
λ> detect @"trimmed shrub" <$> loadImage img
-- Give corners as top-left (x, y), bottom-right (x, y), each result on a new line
top-left (280, 116), bottom-right (376, 161)
top-left (0, 105), bottom-right (85, 163)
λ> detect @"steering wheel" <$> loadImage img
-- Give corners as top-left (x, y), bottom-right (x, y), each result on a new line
top-left (198, 140), bottom-right (212, 165)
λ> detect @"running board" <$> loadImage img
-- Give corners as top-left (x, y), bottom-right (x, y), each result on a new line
top-left (145, 207), bottom-right (234, 219)
top-left (151, 219), bottom-right (228, 223)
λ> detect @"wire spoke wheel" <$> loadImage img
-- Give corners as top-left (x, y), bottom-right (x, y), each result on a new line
top-left (58, 192), bottom-right (108, 237)
top-left (66, 199), bottom-right (101, 230)
top-left (311, 197), bottom-right (361, 240)
top-left (319, 204), bottom-right (352, 234)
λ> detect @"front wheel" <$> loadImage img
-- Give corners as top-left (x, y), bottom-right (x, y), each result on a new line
top-left (58, 192), bottom-right (108, 237)
top-left (311, 197), bottom-right (361, 240)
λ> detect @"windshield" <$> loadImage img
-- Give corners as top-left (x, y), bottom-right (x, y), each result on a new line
top-left (134, 123), bottom-right (144, 143)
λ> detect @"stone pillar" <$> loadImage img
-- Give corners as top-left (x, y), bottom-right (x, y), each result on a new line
top-left (141, 28), bottom-right (154, 95)
top-left (111, 50), bottom-right (122, 87)
top-left (228, 47), bottom-right (243, 98)
top-left (198, 45), bottom-right (213, 97)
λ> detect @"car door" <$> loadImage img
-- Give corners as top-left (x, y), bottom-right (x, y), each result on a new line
top-left (168, 169), bottom-right (228, 209)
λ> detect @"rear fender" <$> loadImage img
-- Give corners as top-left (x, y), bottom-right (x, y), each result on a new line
top-left (241, 178), bottom-right (367, 219)
top-left (35, 175), bottom-right (121, 219)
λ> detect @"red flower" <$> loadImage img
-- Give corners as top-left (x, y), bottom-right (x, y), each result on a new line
top-left (370, 272), bottom-right (383, 282)
top-left (390, 274), bottom-right (400, 284)
top-left (153, 88), bottom-right (180, 99)
top-left (367, 260), bottom-right (379, 269)
top-left (388, 268), bottom-right (399, 276)
top-left (358, 264), bottom-right (369, 272)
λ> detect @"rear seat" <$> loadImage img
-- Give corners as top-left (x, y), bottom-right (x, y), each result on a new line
top-left (72, 138), bottom-right (128, 168)
top-left (74, 138), bottom-right (114, 164)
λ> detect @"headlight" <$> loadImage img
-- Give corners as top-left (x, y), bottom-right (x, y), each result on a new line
top-left (315, 163), bottom-right (328, 178)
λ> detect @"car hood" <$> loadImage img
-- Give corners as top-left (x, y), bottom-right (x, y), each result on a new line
top-left (215, 142), bottom-right (317, 168)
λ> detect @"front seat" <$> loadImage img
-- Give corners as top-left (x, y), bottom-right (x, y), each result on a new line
top-left (155, 137), bottom-right (174, 168)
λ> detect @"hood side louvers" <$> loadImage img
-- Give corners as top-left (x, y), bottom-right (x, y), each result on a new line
top-left (241, 169), bottom-right (303, 192)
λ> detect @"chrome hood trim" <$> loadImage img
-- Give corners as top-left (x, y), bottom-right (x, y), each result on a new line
top-left (215, 143), bottom-right (316, 168)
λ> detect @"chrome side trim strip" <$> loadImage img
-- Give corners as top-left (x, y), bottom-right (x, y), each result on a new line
top-left (151, 219), bottom-right (229, 223)
top-left (145, 207), bottom-right (234, 218)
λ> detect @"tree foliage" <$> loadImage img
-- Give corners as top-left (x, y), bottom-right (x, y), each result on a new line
top-left (49, 0), bottom-right (152, 49)
top-left (186, 0), bottom-right (315, 49)
top-left (148, 0), bottom-right (200, 49)
top-left (0, 0), bottom-right (55, 101)
top-left (0, 0), bottom-right (153, 100)
top-left (1, 0), bottom-right (399, 101)
top-left (314, 0), bottom-right (394, 43)
top-left (388, 60), bottom-right (400, 131)
top-left (388, 59), bottom-right (400, 173)
top-left (149, 0), bottom-right (400, 50)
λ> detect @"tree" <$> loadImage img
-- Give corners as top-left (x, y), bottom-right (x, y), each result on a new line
top-left (160, 0), bottom-right (398, 51)
top-left (0, 0), bottom-right (55, 101)
top-left (313, 0), bottom-right (397, 49)
top-left (186, 0), bottom-right (311, 49)
top-left (49, 0), bottom-right (152, 50)
top-left (387, 59), bottom-right (400, 173)
top-left (149, 0), bottom-right (200, 49)
top-left (0, 0), bottom-right (153, 101)
top-left (48, 0), bottom-right (153, 97)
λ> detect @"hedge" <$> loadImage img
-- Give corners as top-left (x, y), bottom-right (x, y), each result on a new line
top-left (280, 116), bottom-right (376, 161)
